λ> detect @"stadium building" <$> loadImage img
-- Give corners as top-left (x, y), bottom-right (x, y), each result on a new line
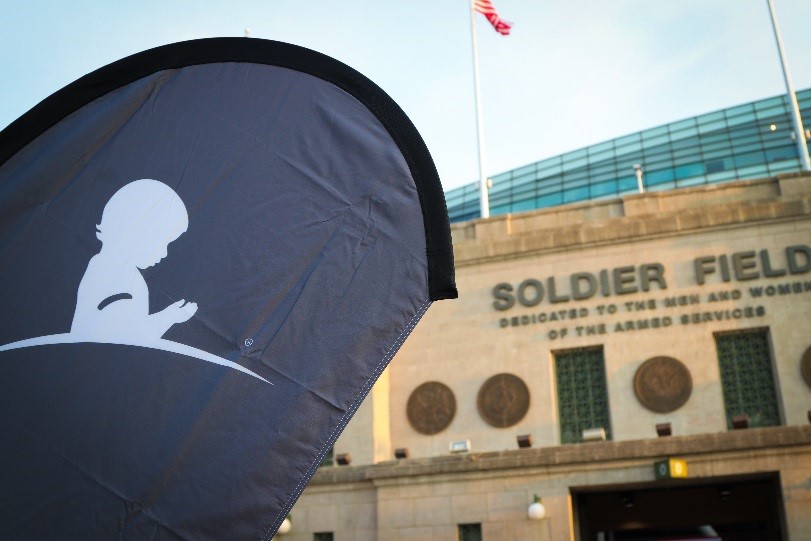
top-left (446, 89), bottom-right (811, 222)
top-left (281, 93), bottom-right (811, 541)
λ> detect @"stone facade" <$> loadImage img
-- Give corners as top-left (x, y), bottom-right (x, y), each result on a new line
top-left (285, 174), bottom-right (811, 540)
top-left (291, 426), bottom-right (811, 540)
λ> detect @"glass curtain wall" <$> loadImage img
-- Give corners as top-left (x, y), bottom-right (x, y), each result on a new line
top-left (446, 89), bottom-right (811, 222)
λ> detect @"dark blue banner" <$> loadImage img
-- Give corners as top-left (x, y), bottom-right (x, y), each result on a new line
top-left (0, 38), bottom-right (456, 540)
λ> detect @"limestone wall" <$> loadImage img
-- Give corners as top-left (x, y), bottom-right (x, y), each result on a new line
top-left (291, 426), bottom-right (811, 540)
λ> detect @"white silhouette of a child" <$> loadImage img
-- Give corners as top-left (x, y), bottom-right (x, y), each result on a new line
top-left (71, 179), bottom-right (198, 341)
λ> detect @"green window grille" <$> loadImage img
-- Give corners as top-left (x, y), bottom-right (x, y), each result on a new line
top-left (715, 329), bottom-right (782, 428)
top-left (554, 346), bottom-right (611, 444)
top-left (458, 523), bottom-right (482, 541)
top-left (319, 446), bottom-right (334, 468)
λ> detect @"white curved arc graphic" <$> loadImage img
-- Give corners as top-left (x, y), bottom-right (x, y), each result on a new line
top-left (0, 334), bottom-right (270, 384)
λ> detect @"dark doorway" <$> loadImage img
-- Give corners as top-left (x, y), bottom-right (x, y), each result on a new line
top-left (573, 472), bottom-right (785, 541)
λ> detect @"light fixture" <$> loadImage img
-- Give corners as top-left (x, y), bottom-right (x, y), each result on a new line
top-left (770, 123), bottom-right (777, 131)
top-left (517, 434), bottom-right (533, 449)
top-left (699, 525), bottom-right (720, 537)
top-left (731, 415), bottom-right (749, 430)
top-left (654, 457), bottom-right (688, 479)
top-left (633, 163), bottom-right (645, 193)
top-left (527, 495), bottom-right (546, 520)
top-left (394, 448), bottom-right (410, 459)
top-left (582, 427), bottom-right (606, 442)
top-left (620, 493), bottom-right (635, 508)
top-left (656, 423), bottom-right (672, 437)
top-left (449, 440), bottom-right (471, 454)
top-left (277, 515), bottom-right (292, 535)
top-left (335, 453), bottom-right (351, 466)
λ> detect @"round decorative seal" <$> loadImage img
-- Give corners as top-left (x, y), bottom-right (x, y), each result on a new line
top-left (801, 346), bottom-right (811, 389)
top-left (476, 373), bottom-right (530, 428)
top-left (634, 356), bottom-right (692, 413)
top-left (406, 381), bottom-right (456, 435)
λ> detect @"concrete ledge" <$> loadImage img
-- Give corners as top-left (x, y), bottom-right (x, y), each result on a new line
top-left (310, 425), bottom-right (811, 485)
top-left (452, 174), bottom-right (811, 266)
top-left (779, 172), bottom-right (811, 197)
top-left (622, 177), bottom-right (782, 216)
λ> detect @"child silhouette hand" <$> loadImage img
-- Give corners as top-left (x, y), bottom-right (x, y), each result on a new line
top-left (165, 299), bottom-right (198, 324)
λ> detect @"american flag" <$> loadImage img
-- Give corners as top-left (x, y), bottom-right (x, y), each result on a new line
top-left (473, 0), bottom-right (512, 36)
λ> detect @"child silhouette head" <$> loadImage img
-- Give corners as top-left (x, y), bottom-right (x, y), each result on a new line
top-left (96, 179), bottom-right (189, 269)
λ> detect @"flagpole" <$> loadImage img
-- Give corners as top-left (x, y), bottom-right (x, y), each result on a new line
top-left (766, 0), bottom-right (811, 171)
top-left (469, 2), bottom-right (491, 219)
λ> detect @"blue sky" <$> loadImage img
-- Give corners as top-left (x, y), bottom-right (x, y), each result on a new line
top-left (2, 1), bottom-right (810, 191)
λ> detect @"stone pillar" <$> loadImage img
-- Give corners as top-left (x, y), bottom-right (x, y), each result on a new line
top-left (334, 369), bottom-right (391, 465)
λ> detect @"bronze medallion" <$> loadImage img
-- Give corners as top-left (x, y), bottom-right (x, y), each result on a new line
top-left (634, 356), bottom-right (693, 413)
top-left (477, 373), bottom-right (530, 428)
top-left (801, 346), bottom-right (811, 388)
top-left (406, 382), bottom-right (456, 435)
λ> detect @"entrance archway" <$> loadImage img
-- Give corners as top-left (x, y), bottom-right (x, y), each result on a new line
top-left (572, 472), bottom-right (785, 540)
